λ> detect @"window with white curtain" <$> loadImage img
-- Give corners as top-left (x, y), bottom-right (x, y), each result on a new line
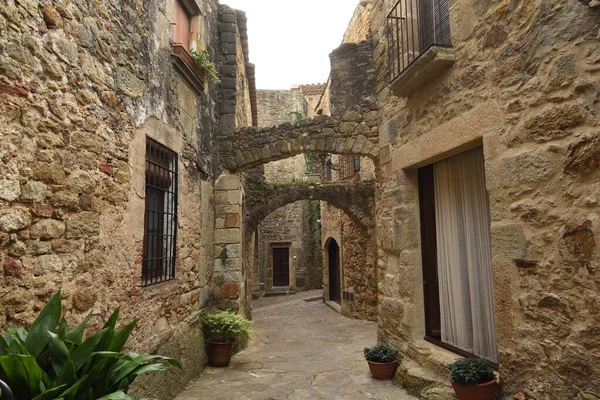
top-left (418, 146), bottom-right (498, 363)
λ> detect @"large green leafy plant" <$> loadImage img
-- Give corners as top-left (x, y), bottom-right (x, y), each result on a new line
top-left (202, 312), bottom-right (251, 347)
top-left (0, 291), bottom-right (180, 400)
top-left (448, 357), bottom-right (495, 386)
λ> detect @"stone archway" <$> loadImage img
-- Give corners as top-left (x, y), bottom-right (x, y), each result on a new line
top-left (216, 113), bottom-right (379, 172)
top-left (245, 181), bottom-right (375, 237)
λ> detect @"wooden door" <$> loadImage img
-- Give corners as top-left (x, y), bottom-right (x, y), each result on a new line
top-left (272, 247), bottom-right (290, 287)
top-left (328, 239), bottom-right (340, 304)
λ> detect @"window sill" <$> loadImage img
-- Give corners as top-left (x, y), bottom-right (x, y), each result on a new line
top-left (424, 336), bottom-right (499, 370)
top-left (389, 46), bottom-right (455, 97)
top-left (171, 44), bottom-right (206, 94)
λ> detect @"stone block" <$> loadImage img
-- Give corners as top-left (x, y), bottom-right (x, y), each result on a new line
top-left (0, 207), bottom-right (32, 232)
top-left (28, 241), bottom-right (52, 255)
top-left (499, 150), bottom-right (556, 187)
top-left (219, 100), bottom-right (236, 114)
top-left (524, 105), bottom-right (584, 143)
top-left (215, 229), bottom-right (240, 244)
top-left (73, 289), bottom-right (97, 311)
top-left (34, 254), bottom-right (63, 276)
top-left (564, 134), bottom-right (600, 175)
top-left (29, 219), bottom-right (65, 240)
top-left (218, 22), bottom-right (236, 33)
top-left (490, 223), bottom-right (528, 261)
top-left (224, 213), bottom-right (240, 228)
top-left (0, 179), bottom-right (20, 202)
top-left (220, 32), bottom-right (237, 44)
top-left (66, 212), bottom-right (100, 239)
top-left (219, 282), bottom-right (240, 299)
top-left (3, 256), bottom-right (22, 277)
top-left (116, 67), bottom-right (145, 97)
top-left (20, 181), bottom-right (47, 203)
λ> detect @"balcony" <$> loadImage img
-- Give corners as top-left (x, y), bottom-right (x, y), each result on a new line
top-left (171, 44), bottom-right (206, 93)
top-left (387, 0), bottom-right (455, 97)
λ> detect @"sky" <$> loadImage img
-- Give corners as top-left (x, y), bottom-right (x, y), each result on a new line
top-left (221, 0), bottom-right (360, 90)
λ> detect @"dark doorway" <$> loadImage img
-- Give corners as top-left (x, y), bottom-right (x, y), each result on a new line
top-left (272, 247), bottom-right (290, 287)
top-left (328, 239), bottom-right (341, 304)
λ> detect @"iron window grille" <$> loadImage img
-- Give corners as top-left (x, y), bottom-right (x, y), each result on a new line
top-left (143, 138), bottom-right (178, 286)
top-left (387, 0), bottom-right (452, 83)
top-left (339, 155), bottom-right (360, 181)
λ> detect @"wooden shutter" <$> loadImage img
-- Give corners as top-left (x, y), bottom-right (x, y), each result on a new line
top-left (174, 0), bottom-right (191, 51)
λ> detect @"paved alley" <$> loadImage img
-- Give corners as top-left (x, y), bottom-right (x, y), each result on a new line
top-left (176, 290), bottom-right (415, 400)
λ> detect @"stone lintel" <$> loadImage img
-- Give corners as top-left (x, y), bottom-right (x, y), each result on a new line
top-left (390, 46), bottom-right (456, 98)
top-left (391, 102), bottom-right (503, 171)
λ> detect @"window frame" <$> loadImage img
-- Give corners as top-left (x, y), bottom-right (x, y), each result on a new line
top-left (417, 150), bottom-right (498, 369)
top-left (142, 137), bottom-right (179, 287)
top-left (173, 0), bottom-right (193, 51)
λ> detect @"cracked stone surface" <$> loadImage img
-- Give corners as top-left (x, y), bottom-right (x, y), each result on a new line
top-left (176, 290), bottom-right (415, 399)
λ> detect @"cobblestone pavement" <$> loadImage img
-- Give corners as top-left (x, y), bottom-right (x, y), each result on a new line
top-left (176, 290), bottom-right (415, 400)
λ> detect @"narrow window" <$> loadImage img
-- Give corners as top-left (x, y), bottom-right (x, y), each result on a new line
top-left (174, 0), bottom-right (192, 51)
top-left (353, 155), bottom-right (361, 173)
top-left (143, 138), bottom-right (178, 286)
top-left (418, 147), bottom-right (497, 362)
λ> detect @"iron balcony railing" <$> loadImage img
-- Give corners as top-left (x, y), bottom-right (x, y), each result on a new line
top-left (387, 0), bottom-right (452, 82)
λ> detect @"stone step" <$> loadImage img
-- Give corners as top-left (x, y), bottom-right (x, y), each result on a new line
top-left (394, 358), bottom-right (455, 399)
top-left (264, 287), bottom-right (296, 297)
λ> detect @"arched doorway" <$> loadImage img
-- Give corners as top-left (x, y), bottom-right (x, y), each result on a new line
top-left (328, 239), bottom-right (341, 304)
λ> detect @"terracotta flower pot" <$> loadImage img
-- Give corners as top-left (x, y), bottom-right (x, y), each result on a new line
top-left (451, 379), bottom-right (496, 400)
top-left (366, 359), bottom-right (399, 380)
top-left (207, 339), bottom-right (234, 367)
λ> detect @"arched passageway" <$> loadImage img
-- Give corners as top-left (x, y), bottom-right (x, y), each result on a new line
top-left (216, 113), bottom-right (379, 172)
top-left (245, 181), bottom-right (375, 237)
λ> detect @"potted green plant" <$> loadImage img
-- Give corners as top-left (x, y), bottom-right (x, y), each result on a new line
top-left (363, 343), bottom-right (400, 380)
top-left (202, 311), bottom-right (252, 367)
top-left (448, 357), bottom-right (497, 400)
top-left (189, 49), bottom-right (220, 82)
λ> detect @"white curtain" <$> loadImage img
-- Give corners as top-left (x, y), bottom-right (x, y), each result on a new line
top-left (434, 147), bottom-right (498, 362)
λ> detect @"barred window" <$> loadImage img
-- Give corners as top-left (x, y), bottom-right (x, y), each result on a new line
top-left (339, 155), bottom-right (360, 181)
top-left (143, 138), bottom-right (178, 286)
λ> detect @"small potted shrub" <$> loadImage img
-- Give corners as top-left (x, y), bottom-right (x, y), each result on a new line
top-left (363, 343), bottom-right (399, 380)
top-left (448, 357), bottom-right (496, 400)
top-left (202, 311), bottom-right (252, 367)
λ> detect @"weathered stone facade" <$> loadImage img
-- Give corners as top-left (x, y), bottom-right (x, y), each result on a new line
top-left (360, 0), bottom-right (600, 398)
top-left (257, 89), bottom-right (308, 127)
top-left (321, 202), bottom-right (378, 321)
top-left (0, 0), bottom-right (253, 398)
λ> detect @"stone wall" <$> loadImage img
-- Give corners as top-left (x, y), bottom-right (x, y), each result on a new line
top-left (256, 202), bottom-right (303, 290)
top-left (364, 0), bottom-right (600, 397)
top-left (321, 202), bottom-right (377, 321)
top-left (257, 89), bottom-right (308, 127)
top-left (0, 0), bottom-right (252, 398)
top-left (299, 84), bottom-right (327, 117)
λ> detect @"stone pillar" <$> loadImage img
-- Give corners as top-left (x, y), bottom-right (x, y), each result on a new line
top-left (213, 172), bottom-right (243, 310)
top-left (329, 40), bottom-right (377, 117)
top-left (218, 5), bottom-right (239, 136)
